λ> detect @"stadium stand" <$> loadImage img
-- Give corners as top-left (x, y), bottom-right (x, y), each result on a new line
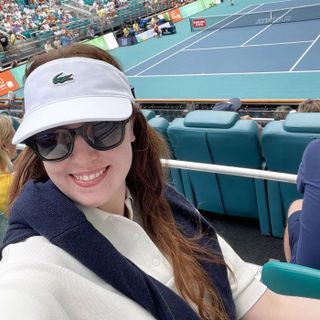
top-left (0, 0), bottom-right (179, 69)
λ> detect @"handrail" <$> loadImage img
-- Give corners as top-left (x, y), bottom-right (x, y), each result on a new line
top-left (161, 159), bottom-right (297, 184)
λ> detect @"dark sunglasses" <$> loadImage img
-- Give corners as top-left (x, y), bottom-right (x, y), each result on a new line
top-left (26, 120), bottom-right (129, 162)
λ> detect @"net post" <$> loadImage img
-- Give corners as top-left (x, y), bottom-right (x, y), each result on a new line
top-left (189, 17), bottom-right (194, 32)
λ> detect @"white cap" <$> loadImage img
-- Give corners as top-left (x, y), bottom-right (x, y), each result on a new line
top-left (13, 57), bottom-right (134, 144)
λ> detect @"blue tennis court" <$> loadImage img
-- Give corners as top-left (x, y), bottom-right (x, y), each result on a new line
top-left (123, 0), bottom-right (320, 99)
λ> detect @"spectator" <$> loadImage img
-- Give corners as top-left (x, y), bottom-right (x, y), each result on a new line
top-left (8, 31), bottom-right (16, 46)
top-left (284, 139), bottom-right (320, 269)
top-left (44, 39), bottom-right (53, 52)
top-left (297, 99), bottom-right (320, 113)
top-left (7, 90), bottom-right (16, 108)
top-left (132, 20), bottom-right (139, 34)
top-left (212, 97), bottom-right (242, 111)
top-left (53, 36), bottom-right (62, 49)
top-left (273, 105), bottom-right (293, 120)
top-left (86, 25), bottom-right (95, 39)
top-left (0, 115), bottom-right (16, 213)
top-left (0, 32), bottom-right (9, 52)
top-left (213, 98), bottom-right (262, 131)
top-left (1, 43), bottom-right (320, 319)
top-left (122, 25), bottom-right (129, 37)
top-left (60, 30), bottom-right (73, 47)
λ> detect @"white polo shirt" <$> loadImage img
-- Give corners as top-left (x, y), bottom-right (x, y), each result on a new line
top-left (0, 194), bottom-right (266, 319)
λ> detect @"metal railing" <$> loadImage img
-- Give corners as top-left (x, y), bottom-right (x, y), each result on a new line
top-left (161, 159), bottom-right (297, 184)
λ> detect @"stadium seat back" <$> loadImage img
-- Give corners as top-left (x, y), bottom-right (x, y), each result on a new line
top-left (204, 113), bottom-right (265, 220)
top-left (141, 109), bottom-right (156, 121)
top-left (168, 111), bottom-right (269, 235)
top-left (168, 115), bottom-right (224, 213)
top-left (262, 112), bottom-right (320, 237)
top-left (147, 116), bottom-right (184, 195)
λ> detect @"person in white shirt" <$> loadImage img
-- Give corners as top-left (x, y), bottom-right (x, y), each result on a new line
top-left (1, 43), bottom-right (320, 320)
top-left (44, 40), bottom-right (53, 52)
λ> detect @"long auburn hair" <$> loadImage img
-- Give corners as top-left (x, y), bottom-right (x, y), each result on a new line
top-left (9, 44), bottom-right (229, 320)
top-left (0, 115), bottom-right (14, 172)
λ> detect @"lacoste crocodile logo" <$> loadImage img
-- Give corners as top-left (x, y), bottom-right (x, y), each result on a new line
top-left (53, 72), bottom-right (74, 84)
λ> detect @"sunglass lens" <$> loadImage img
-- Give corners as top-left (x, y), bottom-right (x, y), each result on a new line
top-left (88, 122), bottom-right (124, 149)
top-left (34, 130), bottom-right (72, 161)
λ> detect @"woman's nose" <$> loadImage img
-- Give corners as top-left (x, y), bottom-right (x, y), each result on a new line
top-left (70, 135), bottom-right (99, 160)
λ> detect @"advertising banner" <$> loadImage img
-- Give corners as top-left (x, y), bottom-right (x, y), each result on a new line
top-left (135, 29), bottom-right (155, 43)
top-left (83, 36), bottom-right (109, 51)
top-left (192, 18), bottom-right (207, 29)
top-left (102, 32), bottom-right (119, 50)
top-left (202, 0), bottom-right (217, 9)
top-left (179, 0), bottom-right (206, 19)
top-left (10, 64), bottom-right (27, 87)
top-left (165, 8), bottom-right (183, 23)
top-left (0, 70), bottom-right (20, 96)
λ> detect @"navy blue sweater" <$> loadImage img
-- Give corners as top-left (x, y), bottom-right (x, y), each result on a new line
top-left (1, 180), bottom-right (236, 320)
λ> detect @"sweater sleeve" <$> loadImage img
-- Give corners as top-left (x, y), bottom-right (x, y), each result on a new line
top-left (0, 279), bottom-right (70, 320)
top-left (295, 139), bottom-right (320, 268)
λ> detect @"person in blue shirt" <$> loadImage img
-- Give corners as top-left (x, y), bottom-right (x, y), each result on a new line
top-left (284, 139), bottom-right (320, 268)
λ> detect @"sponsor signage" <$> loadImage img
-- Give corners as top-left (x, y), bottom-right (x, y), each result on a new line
top-left (192, 18), bottom-right (207, 28)
top-left (179, 1), bottom-right (206, 18)
top-left (166, 8), bottom-right (182, 23)
top-left (0, 70), bottom-right (19, 95)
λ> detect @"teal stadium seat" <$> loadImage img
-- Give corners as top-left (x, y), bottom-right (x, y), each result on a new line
top-left (0, 213), bottom-right (8, 245)
top-left (262, 112), bottom-right (320, 238)
top-left (167, 111), bottom-right (270, 235)
top-left (140, 109), bottom-right (156, 121)
top-left (139, 111), bottom-right (184, 194)
top-left (262, 261), bottom-right (320, 298)
top-left (148, 116), bottom-right (184, 195)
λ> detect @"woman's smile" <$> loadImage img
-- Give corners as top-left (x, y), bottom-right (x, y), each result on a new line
top-left (71, 166), bottom-right (110, 187)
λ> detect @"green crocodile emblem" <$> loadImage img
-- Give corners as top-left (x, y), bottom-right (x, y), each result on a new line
top-left (53, 72), bottom-right (74, 84)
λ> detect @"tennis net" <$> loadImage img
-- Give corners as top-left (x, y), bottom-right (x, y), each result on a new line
top-left (190, 3), bottom-right (320, 31)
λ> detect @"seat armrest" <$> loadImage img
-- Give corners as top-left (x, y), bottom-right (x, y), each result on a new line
top-left (262, 261), bottom-right (320, 298)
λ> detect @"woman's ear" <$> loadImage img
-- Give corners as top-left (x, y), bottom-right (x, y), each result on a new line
top-left (129, 119), bottom-right (136, 142)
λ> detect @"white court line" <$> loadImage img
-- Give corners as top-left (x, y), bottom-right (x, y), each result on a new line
top-left (264, 0), bottom-right (318, 9)
top-left (252, 1), bottom-right (320, 12)
top-left (133, 4), bottom-right (264, 76)
top-left (125, 4), bottom-right (257, 73)
top-left (290, 33), bottom-right (320, 71)
top-left (183, 40), bottom-right (312, 51)
top-left (128, 69), bottom-right (320, 78)
top-left (241, 8), bottom-right (293, 46)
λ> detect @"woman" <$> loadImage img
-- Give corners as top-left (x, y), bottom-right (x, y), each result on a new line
top-left (0, 115), bottom-right (16, 243)
top-left (0, 43), bottom-right (320, 320)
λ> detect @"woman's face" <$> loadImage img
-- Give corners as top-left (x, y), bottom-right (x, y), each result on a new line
top-left (43, 121), bottom-right (135, 215)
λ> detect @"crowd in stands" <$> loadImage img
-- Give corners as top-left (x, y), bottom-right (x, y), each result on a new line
top-left (0, 0), bottom-right (182, 68)
top-left (0, 0), bottom-right (77, 39)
